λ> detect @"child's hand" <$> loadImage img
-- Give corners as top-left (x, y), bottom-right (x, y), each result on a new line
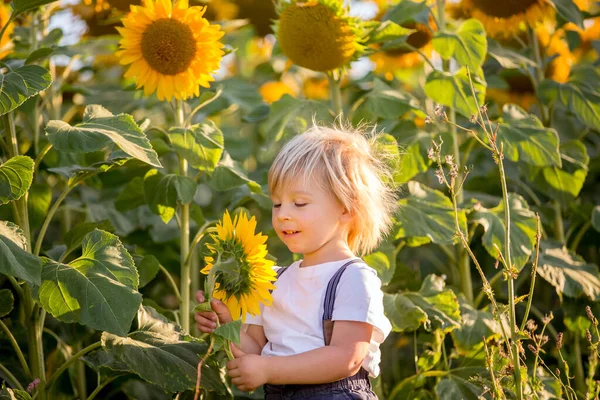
top-left (193, 291), bottom-right (233, 333)
top-left (227, 345), bottom-right (269, 392)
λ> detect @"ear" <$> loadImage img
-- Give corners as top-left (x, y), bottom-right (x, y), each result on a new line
top-left (340, 208), bottom-right (353, 224)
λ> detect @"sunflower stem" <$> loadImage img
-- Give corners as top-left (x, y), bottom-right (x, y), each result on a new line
top-left (176, 99), bottom-right (192, 333)
top-left (327, 71), bottom-right (343, 117)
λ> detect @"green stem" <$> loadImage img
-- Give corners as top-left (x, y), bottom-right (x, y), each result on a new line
top-left (530, 31), bottom-right (550, 125)
top-left (45, 342), bottom-right (102, 391)
top-left (73, 342), bottom-right (87, 399)
top-left (553, 200), bottom-right (564, 242)
top-left (574, 334), bottom-right (586, 393)
top-left (326, 71), bottom-right (343, 117)
top-left (158, 262), bottom-right (182, 304)
top-left (520, 214), bottom-right (541, 331)
top-left (86, 374), bottom-right (124, 400)
top-left (497, 153), bottom-right (523, 400)
top-left (176, 99), bottom-right (191, 332)
top-left (27, 307), bottom-right (46, 400)
top-left (0, 362), bottom-right (25, 391)
top-left (34, 185), bottom-right (72, 256)
top-left (570, 220), bottom-right (591, 252)
top-left (33, 143), bottom-right (52, 176)
top-left (0, 319), bottom-right (31, 379)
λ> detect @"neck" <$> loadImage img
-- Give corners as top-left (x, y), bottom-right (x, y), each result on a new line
top-left (300, 246), bottom-right (355, 268)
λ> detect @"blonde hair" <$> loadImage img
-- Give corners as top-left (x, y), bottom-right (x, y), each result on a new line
top-left (268, 123), bottom-right (398, 255)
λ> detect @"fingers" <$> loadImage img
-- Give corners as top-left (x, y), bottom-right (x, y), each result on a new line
top-left (193, 313), bottom-right (217, 333)
top-left (195, 290), bottom-right (205, 303)
top-left (230, 343), bottom-right (246, 359)
top-left (210, 299), bottom-right (233, 323)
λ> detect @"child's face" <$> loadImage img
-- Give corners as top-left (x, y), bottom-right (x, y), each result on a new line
top-left (270, 177), bottom-right (353, 266)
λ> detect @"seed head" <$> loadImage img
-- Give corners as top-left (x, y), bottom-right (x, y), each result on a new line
top-left (556, 332), bottom-right (563, 350)
top-left (528, 344), bottom-right (538, 355)
top-left (587, 329), bottom-right (593, 344)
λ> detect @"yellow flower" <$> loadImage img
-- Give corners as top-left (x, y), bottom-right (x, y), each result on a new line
top-left (536, 26), bottom-right (574, 83)
top-left (276, 0), bottom-right (363, 72)
top-left (116, 0), bottom-right (225, 101)
top-left (302, 76), bottom-right (329, 100)
top-left (486, 73), bottom-right (538, 111)
top-left (202, 0), bottom-right (239, 22)
top-left (201, 210), bottom-right (277, 321)
top-left (370, 22), bottom-right (433, 80)
top-left (237, 0), bottom-right (278, 37)
top-left (453, 0), bottom-right (554, 39)
top-left (0, 3), bottom-right (14, 60)
top-left (259, 81), bottom-right (297, 104)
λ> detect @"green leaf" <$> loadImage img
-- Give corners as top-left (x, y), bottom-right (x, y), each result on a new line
top-left (0, 289), bottom-right (14, 317)
top-left (170, 121), bottom-right (224, 172)
top-left (27, 183), bottom-right (52, 231)
top-left (0, 156), bottom-right (34, 205)
top-left (0, 65), bottom-right (52, 116)
top-left (63, 220), bottom-right (114, 259)
top-left (451, 299), bottom-right (501, 355)
top-left (537, 241), bottom-right (600, 301)
top-left (593, 206), bottom-right (600, 232)
top-left (115, 177), bottom-right (146, 211)
top-left (487, 40), bottom-right (537, 69)
top-left (390, 121), bottom-right (431, 183)
top-left (214, 320), bottom-right (242, 345)
top-left (135, 254), bottom-right (160, 289)
top-left (353, 79), bottom-right (422, 122)
top-left (424, 67), bottom-right (486, 118)
top-left (382, 0), bottom-right (429, 25)
top-left (524, 140), bottom-right (589, 205)
top-left (243, 103), bottom-right (270, 123)
top-left (395, 182), bottom-right (467, 245)
top-left (221, 78), bottom-right (263, 111)
top-left (548, 0), bottom-right (584, 29)
top-left (436, 375), bottom-right (483, 400)
top-left (383, 292), bottom-right (427, 332)
top-left (261, 95), bottom-right (331, 142)
top-left (12, 0), bottom-right (58, 16)
top-left (363, 242), bottom-right (396, 285)
top-left (101, 305), bottom-right (226, 394)
top-left (538, 78), bottom-right (600, 131)
top-left (143, 169), bottom-right (197, 224)
top-left (0, 385), bottom-right (32, 400)
top-left (498, 104), bottom-right (561, 167)
top-left (365, 21), bottom-right (414, 45)
top-left (432, 19), bottom-right (487, 70)
top-left (48, 158), bottom-right (129, 187)
top-left (208, 153), bottom-right (258, 192)
top-left (193, 302), bottom-right (213, 313)
top-left (0, 221), bottom-right (42, 285)
top-left (38, 229), bottom-right (142, 336)
top-left (470, 194), bottom-right (537, 270)
top-left (45, 105), bottom-right (162, 168)
top-left (25, 47), bottom-right (55, 65)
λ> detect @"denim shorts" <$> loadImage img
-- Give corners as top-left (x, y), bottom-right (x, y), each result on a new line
top-left (263, 368), bottom-right (377, 399)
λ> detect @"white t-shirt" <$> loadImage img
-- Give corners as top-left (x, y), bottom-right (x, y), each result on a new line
top-left (245, 258), bottom-right (392, 377)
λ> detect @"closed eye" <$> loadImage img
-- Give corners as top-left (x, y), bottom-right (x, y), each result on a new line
top-left (273, 204), bottom-right (281, 208)
top-left (295, 203), bottom-right (307, 208)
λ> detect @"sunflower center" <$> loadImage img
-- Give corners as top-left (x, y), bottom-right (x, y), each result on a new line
top-left (141, 18), bottom-right (197, 75)
top-left (472, 0), bottom-right (539, 18)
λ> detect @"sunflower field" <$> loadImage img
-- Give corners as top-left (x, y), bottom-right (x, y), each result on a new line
top-left (0, 0), bottom-right (599, 398)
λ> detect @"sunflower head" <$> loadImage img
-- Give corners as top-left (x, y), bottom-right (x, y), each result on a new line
top-left (259, 80), bottom-right (297, 103)
top-left (455, 0), bottom-right (555, 39)
top-left (302, 76), bottom-right (329, 99)
top-left (275, 0), bottom-right (365, 72)
top-left (486, 72), bottom-right (537, 110)
top-left (237, 0), bottom-right (278, 36)
top-left (0, 3), bottom-right (14, 60)
top-left (201, 210), bottom-right (277, 321)
top-left (116, 0), bottom-right (225, 101)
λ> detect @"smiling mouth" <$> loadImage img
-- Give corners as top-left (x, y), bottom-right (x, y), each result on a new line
top-left (283, 230), bottom-right (300, 235)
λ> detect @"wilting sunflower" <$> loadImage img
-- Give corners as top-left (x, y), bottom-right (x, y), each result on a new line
top-left (0, 3), bottom-right (14, 60)
top-left (370, 22), bottom-right (433, 80)
top-left (276, 0), bottom-right (365, 72)
top-left (259, 80), bottom-right (297, 104)
top-left (452, 0), bottom-right (554, 39)
top-left (116, 0), bottom-right (224, 101)
top-left (201, 210), bottom-right (277, 321)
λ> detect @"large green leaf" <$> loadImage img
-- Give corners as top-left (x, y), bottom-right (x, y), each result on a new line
top-left (48, 158), bottom-right (130, 187)
top-left (382, 0), bottom-right (430, 25)
top-left (63, 220), bottom-right (114, 259)
top-left (12, 0), bottom-right (58, 16)
top-left (486, 40), bottom-right (537, 69)
top-left (143, 169), bottom-right (197, 224)
top-left (208, 153), bottom-right (260, 192)
top-left (115, 177), bottom-right (145, 211)
top-left (470, 194), bottom-right (537, 270)
top-left (432, 19), bottom-right (487, 71)
top-left (384, 275), bottom-right (461, 333)
top-left (38, 229), bottom-right (142, 336)
top-left (214, 320), bottom-right (242, 345)
top-left (0, 221), bottom-right (42, 285)
top-left (0, 289), bottom-right (14, 317)
top-left (134, 254), bottom-right (160, 289)
top-left (537, 241), bottom-right (600, 301)
top-left (0, 156), bottom-right (34, 205)
top-left (523, 140), bottom-right (589, 205)
top-left (548, 0), bottom-right (584, 28)
top-left (395, 182), bottom-right (467, 245)
top-left (424, 67), bottom-right (486, 118)
top-left (101, 305), bottom-right (226, 394)
top-left (27, 183), bottom-right (52, 231)
top-left (365, 21), bottom-right (414, 46)
top-left (436, 375), bottom-right (484, 400)
top-left (0, 65), bottom-right (52, 116)
top-left (363, 242), bottom-right (396, 285)
top-left (451, 299), bottom-right (501, 355)
top-left (497, 104), bottom-right (561, 167)
top-left (352, 79), bottom-right (422, 122)
top-left (390, 121), bottom-right (431, 183)
top-left (262, 95), bottom-right (331, 142)
top-left (169, 121), bottom-right (224, 172)
top-left (46, 105), bottom-right (162, 168)
top-left (538, 77), bottom-right (600, 132)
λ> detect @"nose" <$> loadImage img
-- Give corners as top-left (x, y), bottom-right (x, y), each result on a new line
top-left (276, 204), bottom-right (292, 221)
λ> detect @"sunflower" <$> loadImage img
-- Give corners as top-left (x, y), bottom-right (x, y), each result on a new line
top-left (536, 26), bottom-right (574, 83)
top-left (302, 76), bottom-right (329, 100)
top-left (0, 3), bottom-right (14, 60)
top-left (370, 22), bottom-right (433, 80)
top-left (259, 80), bottom-right (297, 103)
top-left (453, 0), bottom-right (554, 39)
top-left (237, 0), bottom-right (278, 36)
top-left (276, 0), bottom-right (364, 72)
top-left (201, 0), bottom-right (239, 22)
top-left (486, 72), bottom-right (537, 110)
top-left (116, 0), bottom-right (225, 101)
top-left (201, 210), bottom-right (277, 321)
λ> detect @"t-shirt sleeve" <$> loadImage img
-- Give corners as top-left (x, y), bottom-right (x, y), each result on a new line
top-left (331, 266), bottom-right (392, 344)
